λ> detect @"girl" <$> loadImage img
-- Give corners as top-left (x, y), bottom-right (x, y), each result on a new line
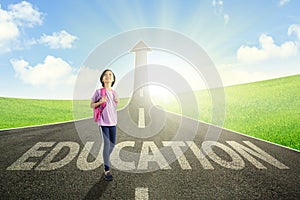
top-left (91, 69), bottom-right (118, 181)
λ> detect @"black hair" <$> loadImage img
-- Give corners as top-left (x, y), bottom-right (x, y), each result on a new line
top-left (100, 69), bottom-right (116, 87)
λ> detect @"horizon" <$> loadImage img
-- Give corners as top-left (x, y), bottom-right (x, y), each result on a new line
top-left (1, 1), bottom-right (300, 99)
top-left (1, 73), bottom-right (298, 100)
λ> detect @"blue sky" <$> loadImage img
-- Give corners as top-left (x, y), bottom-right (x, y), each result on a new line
top-left (0, 0), bottom-right (299, 99)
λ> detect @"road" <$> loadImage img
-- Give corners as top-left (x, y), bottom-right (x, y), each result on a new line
top-left (1, 107), bottom-right (299, 199)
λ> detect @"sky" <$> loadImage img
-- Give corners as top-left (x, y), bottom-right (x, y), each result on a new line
top-left (0, 0), bottom-right (299, 99)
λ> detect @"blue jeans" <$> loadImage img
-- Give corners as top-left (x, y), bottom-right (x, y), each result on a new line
top-left (100, 126), bottom-right (116, 171)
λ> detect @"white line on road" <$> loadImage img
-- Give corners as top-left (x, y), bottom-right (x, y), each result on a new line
top-left (140, 88), bottom-right (144, 97)
top-left (138, 108), bottom-right (145, 128)
top-left (135, 187), bottom-right (149, 200)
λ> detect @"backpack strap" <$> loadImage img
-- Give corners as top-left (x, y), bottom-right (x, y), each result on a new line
top-left (100, 87), bottom-right (106, 97)
top-left (100, 88), bottom-right (107, 108)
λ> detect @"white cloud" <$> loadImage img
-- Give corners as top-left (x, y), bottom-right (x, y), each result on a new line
top-left (212, 0), bottom-right (223, 7)
top-left (279, 0), bottom-right (290, 6)
top-left (224, 14), bottom-right (229, 25)
top-left (0, 7), bottom-right (18, 40)
top-left (237, 31), bottom-right (299, 63)
top-left (0, 1), bottom-right (43, 52)
top-left (8, 1), bottom-right (43, 27)
top-left (212, 0), bottom-right (229, 25)
top-left (221, 24), bottom-right (300, 86)
top-left (219, 68), bottom-right (274, 86)
top-left (288, 24), bottom-right (300, 41)
top-left (212, 0), bottom-right (223, 14)
top-left (0, 2), bottom-right (77, 52)
top-left (39, 30), bottom-right (78, 49)
top-left (0, 10), bottom-right (19, 52)
top-left (11, 55), bottom-right (77, 89)
top-left (218, 61), bottom-right (300, 87)
top-left (73, 66), bottom-right (102, 100)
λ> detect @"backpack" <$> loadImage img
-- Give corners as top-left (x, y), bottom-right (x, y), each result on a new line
top-left (93, 88), bottom-right (106, 122)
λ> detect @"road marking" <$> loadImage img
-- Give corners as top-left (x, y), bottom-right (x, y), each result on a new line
top-left (35, 142), bottom-right (80, 170)
top-left (186, 141), bottom-right (214, 169)
top-left (6, 142), bottom-right (55, 170)
top-left (6, 140), bottom-right (289, 171)
top-left (201, 141), bottom-right (245, 170)
top-left (77, 142), bottom-right (103, 171)
top-left (227, 141), bottom-right (289, 169)
top-left (137, 141), bottom-right (171, 170)
top-left (111, 141), bottom-right (136, 170)
top-left (135, 187), bottom-right (148, 200)
top-left (163, 141), bottom-right (191, 169)
top-left (138, 108), bottom-right (145, 128)
top-left (140, 88), bottom-right (144, 97)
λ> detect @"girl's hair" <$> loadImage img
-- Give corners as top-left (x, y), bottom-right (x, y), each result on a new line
top-left (100, 69), bottom-right (116, 87)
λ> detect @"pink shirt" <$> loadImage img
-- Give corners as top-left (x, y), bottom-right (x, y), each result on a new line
top-left (92, 89), bottom-right (118, 126)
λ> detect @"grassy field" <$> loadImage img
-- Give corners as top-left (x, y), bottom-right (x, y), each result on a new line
top-left (0, 98), bottom-right (128, 129)
top-left (153, 74), bottom-right (300, 150)
top-left (0, 98), bottom-right (74, 129)
top-left (217, 75), bottom-right (299, 150)
top-left (0, 74), bottom-right (299, 150)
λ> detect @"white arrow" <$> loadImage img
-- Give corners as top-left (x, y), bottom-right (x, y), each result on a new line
top-left (131, 41), bottom-right (151, 129)
top-left (131, 41), bottom-right (151, 95)
top-left (131, 40), bottom-right (151, 67)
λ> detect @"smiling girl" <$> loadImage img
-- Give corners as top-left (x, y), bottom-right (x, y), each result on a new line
top-left (90, 69), bottom-right (118, 181)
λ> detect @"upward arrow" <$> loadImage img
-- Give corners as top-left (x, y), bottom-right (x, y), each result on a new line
top-left (130, 40), bottom-right (153, 123)
top-left (131, 41), bottom-right (151, 93)
top-left (131, 41), bottom-right (151, 67)
top-left (131, 41), bottom-right (151, 52)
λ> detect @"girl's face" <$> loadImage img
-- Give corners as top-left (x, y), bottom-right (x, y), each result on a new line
top-left (102, 70), bottom-right (114, 84)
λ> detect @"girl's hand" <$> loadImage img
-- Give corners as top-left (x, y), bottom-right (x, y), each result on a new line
top-left (100, 96), bottom-right (107, 104)
top-left (114, 96), bottom-right (119, 104)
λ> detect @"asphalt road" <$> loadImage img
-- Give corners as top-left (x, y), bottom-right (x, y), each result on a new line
top-left (1, 88), bottom-right (300, 199)
top-left (1, 110), bottom-right (299, 199)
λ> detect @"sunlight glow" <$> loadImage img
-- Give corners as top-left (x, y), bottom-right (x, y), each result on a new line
top-left (149, 85), bottom-right (182, 115)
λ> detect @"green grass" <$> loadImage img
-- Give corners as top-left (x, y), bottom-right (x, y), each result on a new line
top-left (221, 75), bottom-right (300, 150)
top-left (0, 98), bottom-right (128, 129)
top-left (0, 74), bottom-right (299, 150)
top-left (0, 98), bottom-right (74, 129)
top-left (153, 74), bottom-right (300, 150)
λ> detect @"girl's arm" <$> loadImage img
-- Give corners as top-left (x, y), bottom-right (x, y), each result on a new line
top-left (114, 91), bottom-right (119, 105)
top-left (90, 96), bottom-right (107, 108)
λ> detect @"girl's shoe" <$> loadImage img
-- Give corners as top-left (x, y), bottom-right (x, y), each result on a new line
top-left (104, 171), bottom-right (113, 181)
